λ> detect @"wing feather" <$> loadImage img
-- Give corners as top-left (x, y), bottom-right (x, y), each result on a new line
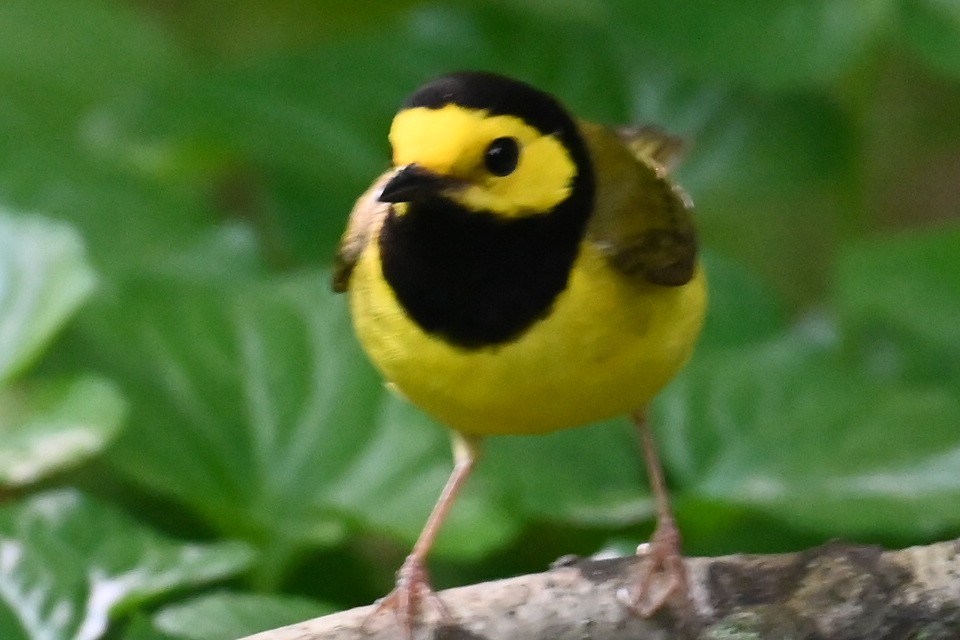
top-left (332, 171), bottom-right (393, 293)
top-left (581, 122), bottom-right (698, 287)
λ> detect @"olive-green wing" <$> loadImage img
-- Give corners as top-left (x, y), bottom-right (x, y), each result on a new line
top-left (582, 123), bottom-right (698, 287)
top-left (331, 171), bottom-right (393, 293)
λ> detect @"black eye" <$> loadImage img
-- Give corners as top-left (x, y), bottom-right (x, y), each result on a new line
top-left (484, 137), bottom-right (520, 176)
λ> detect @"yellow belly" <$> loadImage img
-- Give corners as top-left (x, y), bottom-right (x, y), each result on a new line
top-left (349, 240), bottom-right (707, 437)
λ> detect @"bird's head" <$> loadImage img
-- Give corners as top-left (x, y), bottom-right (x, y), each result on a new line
top-left (378, 72), bottom-right (593, 220)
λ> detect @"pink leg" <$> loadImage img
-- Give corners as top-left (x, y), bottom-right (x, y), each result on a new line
top-left (629, 411), bottom-right (690, 616)
top-left (364, 435), bottom-right (481, 638)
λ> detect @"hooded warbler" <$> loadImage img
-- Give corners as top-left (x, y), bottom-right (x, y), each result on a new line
top-left (333, 71), bottom-right (707, 630)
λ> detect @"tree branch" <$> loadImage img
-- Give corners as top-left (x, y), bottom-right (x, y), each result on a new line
top-left (242, 539), bottom-right (960, 640)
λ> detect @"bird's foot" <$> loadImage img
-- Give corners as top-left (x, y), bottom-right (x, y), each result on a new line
top-left (362, 555), bottom-right (452, 639)
top-left (625, 518), bottom-right (690, 617)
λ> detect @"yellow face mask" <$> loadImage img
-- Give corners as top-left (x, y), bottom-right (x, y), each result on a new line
top-left (389, 104), bottom-right (577, 218)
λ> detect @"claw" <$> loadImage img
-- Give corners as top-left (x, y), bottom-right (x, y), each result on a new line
top-left (625, 518), bottom-right (690, 617)
top-left (362, 555), bottom-right (452, 639)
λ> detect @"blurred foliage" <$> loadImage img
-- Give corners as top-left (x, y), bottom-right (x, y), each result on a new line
top-left (0, 0), bottom-right (959, 638)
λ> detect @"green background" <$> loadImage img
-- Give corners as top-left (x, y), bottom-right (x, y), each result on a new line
top-left (2, 0), bottom-right (960, 638)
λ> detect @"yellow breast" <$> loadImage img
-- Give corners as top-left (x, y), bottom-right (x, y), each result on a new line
top-left (348, 235), bottom-right (707, 437)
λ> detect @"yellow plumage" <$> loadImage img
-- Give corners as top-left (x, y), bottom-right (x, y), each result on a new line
top-left (332, 71), bottom-right (706, 630)
top-left (348, 195), bottom-right (706, 437)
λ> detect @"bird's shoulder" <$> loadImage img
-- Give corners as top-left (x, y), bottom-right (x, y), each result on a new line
top-left (332, 170), bottom-right (394, 293)
top-left (579, 121), bottom-right (698, 287)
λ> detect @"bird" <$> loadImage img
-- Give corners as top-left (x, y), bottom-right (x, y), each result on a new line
top-left (332, 71), bottom-right (706, 633)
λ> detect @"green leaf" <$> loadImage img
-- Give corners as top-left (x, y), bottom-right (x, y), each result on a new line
top-left (698, 251), bottom-right (789, 350)
top-left (899, 0), bottom-right (960, 79)
top-left (706, 96), bottom-right (855, 200)
top-left (144, 222), bottom-right (264, 285)
top-left (0, 213), bottom-right (97, 383)
top-left (124, 616), bottom-right (181, 640)
top-left (0, 0), bottom-right (213, 274)
top-left (0, 0), bottom-right (182, 121)
top-left (75, 271), bottom-right (516, 561)
top-left (0, 490), bottom-right (255, 640)
top-left (836, 225), bottom-right (960, 384)
top-left (655, 322), bottom-right (960, 539)
top-left (0, 152), bottom-right (217, 275)
top-left (484, 418), bottom-right (650, 525)
top-left (607, 0), bottom-right (891, 90)
top-left (0, 376), bottom-right (126, 487)
top-left (152, 592), bottom-right (331, 640)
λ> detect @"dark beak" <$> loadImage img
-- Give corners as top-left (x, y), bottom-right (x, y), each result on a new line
top-left (377, 164), bottom-right (464, 203)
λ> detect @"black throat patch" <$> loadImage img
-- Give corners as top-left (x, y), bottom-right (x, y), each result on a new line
top-left (378, 71), bottom-right (595, 348)
top-left (378, 190), bottom-right (591, 349)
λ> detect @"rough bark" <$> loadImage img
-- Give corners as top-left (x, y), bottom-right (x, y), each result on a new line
top-left (242, 538), bottom-right (960, 640)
